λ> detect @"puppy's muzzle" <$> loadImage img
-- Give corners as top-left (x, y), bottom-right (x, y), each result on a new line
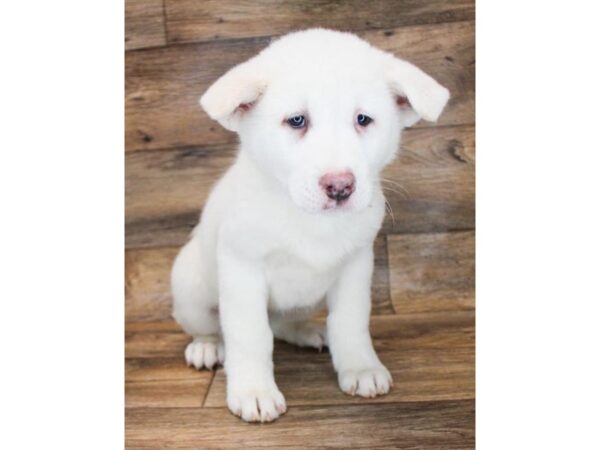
top-left (319, 172), bottom-right (355, 202)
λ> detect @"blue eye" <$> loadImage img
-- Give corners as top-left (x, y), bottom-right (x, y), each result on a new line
top-left (357, 114), bottom-right (373, 127)
top-left (287, 115), bottom-right (306, 128)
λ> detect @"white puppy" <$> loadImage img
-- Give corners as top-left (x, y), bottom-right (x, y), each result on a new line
top-left (171, 28), bottom-right (449, 422)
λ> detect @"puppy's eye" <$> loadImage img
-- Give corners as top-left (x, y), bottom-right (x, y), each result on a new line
top-left (356, 114), bottom-right (373, 127)
top-left (287, 115), bottom-right (307, 129)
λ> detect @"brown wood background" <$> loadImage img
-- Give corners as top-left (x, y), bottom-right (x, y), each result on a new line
top-left (125, 1), bottom-right (475, 447)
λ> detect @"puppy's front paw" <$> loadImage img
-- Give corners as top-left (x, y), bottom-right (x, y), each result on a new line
top-left (227, 385), bottom-right (287, 423)
top-left (338, 366), bottom-right (393, 398)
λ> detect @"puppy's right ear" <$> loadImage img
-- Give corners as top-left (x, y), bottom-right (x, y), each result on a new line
top-left (199, 56), bottom-right (267, 132)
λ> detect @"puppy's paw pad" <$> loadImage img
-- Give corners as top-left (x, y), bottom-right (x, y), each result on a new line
top-left (338, 366), bottom-right (393, 398)
top-left (227, 387), bottom-right (287, 423)
top-left (184, 339), bottom-right (224, 370)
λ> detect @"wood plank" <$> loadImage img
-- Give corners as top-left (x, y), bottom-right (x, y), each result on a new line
top-left (125, 311), bottom-right (474, 409)
top-left (126, 246), bottom-right (178, 321)
top-left (125, 0), bottom-right (167, 50)
top-left (125, 21), bottom-right (474, 151)
top-left (126, 377), bottom-right (212, 408)
top-left (164, 0), bottom-right (475, 45)
top-left (359, 22), bottom-right (475, 142)
top-left (125, 144), bottom-right (234, 248)
top-left (382, 124), bottom-right (475, 233)
top-left (388, 231), bottom-right (475, 315)
top-left (204, 311), bottom-right (474, 407)
top-left (125, 240), bottom-right (394, 322)
top-left (125, 125), bottom-right (473, 247)
top-left (126, 357), bottom-right (214, 408)
top-left (126, 320), bottom-right (187, 358)
top-left (127, 356), bottom-right (197, 382)
top-left (126, 400), bottom-right (474, 448)
top-left (372, 235), bottom-right (394, 314)
top-left (125, 38), bottom-right (267, 152)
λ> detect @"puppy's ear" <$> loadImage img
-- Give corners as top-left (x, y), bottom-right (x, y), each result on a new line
top-left (386, 57), bottom-right (450, 127)
top-left (199, 56), bottom-right (267, 132)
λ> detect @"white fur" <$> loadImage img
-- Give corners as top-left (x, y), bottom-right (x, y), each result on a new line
top-left (171, 28), bottom-right (449, 422)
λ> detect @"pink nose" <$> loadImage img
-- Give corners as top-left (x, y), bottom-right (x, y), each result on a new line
top-left (319, 172), bottom-right (356, 202)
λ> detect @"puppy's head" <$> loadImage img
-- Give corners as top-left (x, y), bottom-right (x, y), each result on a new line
top-left (200, 29), bottom-right (449, 213)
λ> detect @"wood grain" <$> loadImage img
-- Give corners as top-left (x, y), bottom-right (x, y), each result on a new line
top-left (125, 239), bottom-right (394, 322)
top-left (126, 377), bottom-right (213, 408)
top-left (126, 357), bottom-right (214, 408)
top-left (125, 125), bottom-right (473, 247)
top-left (388, 231), bottom-right (475, 315)
top-left (126, 37), bottom-right (267, 152)
top-left (127, 356), bottom-right (198, 382)
top-left (125, 246), bottom-right (179, 321)
top-left (125, 144), bottom-right (234, 248)
top-left (382, 124), bottom-right (475, 234)
top-left (125, 0), bottom-right (167, 50)
top-left (125, 313), bottom-right (474, 446)
top-left (125, 21), bottom-right (474, 152)
top-left (126, 320), bottom-right (188, 358)
top-left (164, 0), bottom-right (475, 44)
top-left (204, 311), bottom-right (474, 407)
top-left (372, 235), bottom-right (394, 314)
top-left (125, 311), bottom-right (473, 409)
top-left (124, 5), bottom-right (475, 447)
top-left (126, 400), bottom-right (474, 448)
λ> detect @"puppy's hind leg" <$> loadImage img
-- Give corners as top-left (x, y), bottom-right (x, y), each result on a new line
top-left (270, 312), bottom-right (328, 351)
top-left (171, 238), bottom-right (223, 370)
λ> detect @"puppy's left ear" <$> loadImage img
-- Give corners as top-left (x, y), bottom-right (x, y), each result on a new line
top-left (386, 56), bottom-right (450, 127)
top-left (199, 55), bottom-right (267, 132)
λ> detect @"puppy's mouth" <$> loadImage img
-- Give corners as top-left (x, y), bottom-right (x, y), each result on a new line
top-left (323, 197), bottom-right (352, 211)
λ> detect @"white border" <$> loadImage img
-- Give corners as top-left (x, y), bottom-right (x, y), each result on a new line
top-left (477, 1), bottom-right (600, 448)
top-left (1, 1), bottom-right (600, 448)
top-left (1, 2), bottom-right (123, 448)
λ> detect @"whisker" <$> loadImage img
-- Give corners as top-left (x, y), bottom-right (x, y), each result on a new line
top-left (380, 177), bottom-right (410, 196)
top-left (384, 198), bottom-right (396, 228)
top-left (380, 180), bottom-right (409, 199)
top-left (381, 186), bottom-right (408, 199)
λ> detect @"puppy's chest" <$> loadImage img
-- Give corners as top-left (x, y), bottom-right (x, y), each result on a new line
top-left (264, 250), bottom-right (341, 311)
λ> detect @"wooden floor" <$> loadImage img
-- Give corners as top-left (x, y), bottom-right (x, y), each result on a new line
top-left (125, 1), bottom-right (475, 448)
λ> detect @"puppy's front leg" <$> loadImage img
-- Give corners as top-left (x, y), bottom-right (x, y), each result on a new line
top-left (327, 246), bottom-right (393, 398)
top-left (218, 245), bottom-right (286, 422)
